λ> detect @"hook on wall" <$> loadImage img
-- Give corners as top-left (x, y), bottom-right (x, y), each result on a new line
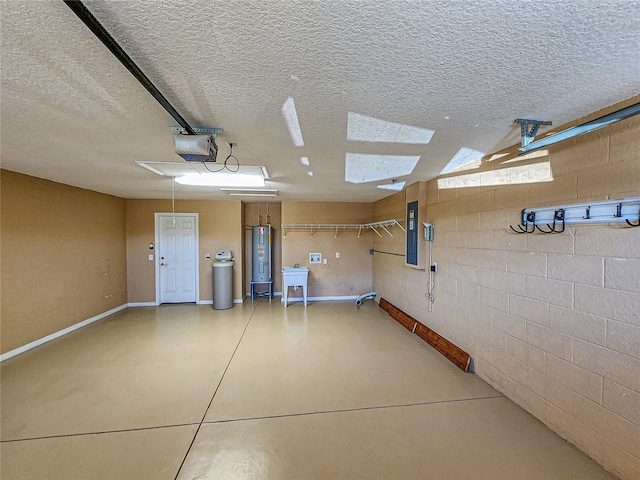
top-left (535, 209), bottom-right (565, 234)
top-left (509, 211), bottom-right (536, 234)
top-left (626, 206), bottom-right (640, 227)
top-left (508, 197), bottom-right (640, 234)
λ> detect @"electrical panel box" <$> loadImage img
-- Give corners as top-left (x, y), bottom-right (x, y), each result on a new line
top-left (405, 181), bottom-right (427, 270)
top-left (406, 201), bottom-right (419, 266)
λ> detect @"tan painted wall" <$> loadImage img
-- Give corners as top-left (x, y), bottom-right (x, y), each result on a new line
top-left (244, 203), bottom-right (282, 294)
top-left (373, 105), bottom-right (640, 479)
top-left (1, 170), bottom-right (127, 354)
top-left (281, 201), bottom-right (374, 299)
top-left (126, 199), bottom-right (244, 303)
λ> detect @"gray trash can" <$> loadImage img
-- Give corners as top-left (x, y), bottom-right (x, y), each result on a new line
top-left (212, 261), bottom-right (234, 309)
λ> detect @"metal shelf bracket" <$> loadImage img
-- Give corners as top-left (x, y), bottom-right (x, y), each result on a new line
top-left (169, 126), bottom-right (224, 137)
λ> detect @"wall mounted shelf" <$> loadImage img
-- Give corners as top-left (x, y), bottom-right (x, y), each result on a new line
top-left (282, 219), bottom-right (405, 239)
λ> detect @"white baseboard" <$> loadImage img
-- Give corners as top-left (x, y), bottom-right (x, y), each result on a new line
top-left (0, 304), bottom-right (128, 362)
top-left (127, 302), bottom-right (157, 307)
top-left (281, 295), bottom-right (359, 303)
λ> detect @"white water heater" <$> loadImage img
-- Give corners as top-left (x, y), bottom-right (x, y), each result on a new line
top-left (252, 225), bottom-right (273, 282)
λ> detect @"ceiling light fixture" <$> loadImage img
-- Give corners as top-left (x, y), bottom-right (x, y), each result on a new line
top-left (221, 189), bottom-right (279, 197)
top-left (175, 172), bottom-right (265, 187)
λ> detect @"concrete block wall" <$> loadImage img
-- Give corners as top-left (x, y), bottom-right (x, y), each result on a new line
top-left (373, 112), bottom-right (640, 479)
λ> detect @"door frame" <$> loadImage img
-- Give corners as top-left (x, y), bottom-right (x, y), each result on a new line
top-left (154, 212), bottom-right (200, 305)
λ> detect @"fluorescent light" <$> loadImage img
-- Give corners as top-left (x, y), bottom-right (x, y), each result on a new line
top-left (221, 189), bottom-right (278, 197)
top-left (175, 173), bottom-right (265, 187)
top-left (437, 162), bottom-right (553, 189)
top-left (345, 153), bottom-right (420, 183)
top-left (135, 161), bottom-right (269, 180)
top-left (440, 147), bottom-right (485, 175)
top-left (377, 181), bottom-right (406, 191)
top-left (347, 112), bottom-right (434, 144)
top-left (282, 97), bottom-right (304, 147)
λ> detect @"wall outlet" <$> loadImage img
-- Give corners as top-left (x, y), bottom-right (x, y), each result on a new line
top-left (309, 253), bottom-right (322, 264)
top-left (323, 258), bottom-right (328, 265)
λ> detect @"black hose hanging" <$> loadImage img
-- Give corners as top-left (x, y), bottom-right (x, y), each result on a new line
top-left (63, 0), bottom-right (196, 135)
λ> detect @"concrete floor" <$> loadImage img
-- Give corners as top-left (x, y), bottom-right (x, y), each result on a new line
top-left (1, 301), bottom-right (617, 479)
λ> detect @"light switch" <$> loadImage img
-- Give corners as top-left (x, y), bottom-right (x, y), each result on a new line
top-left (336, 252), bottom-right (340, 258)
top-left (148, 254), bottom-right (154, 261)
top-left (323, 258), bottom-right (328, 265)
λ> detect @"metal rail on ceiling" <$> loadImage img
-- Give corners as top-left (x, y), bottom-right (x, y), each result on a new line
top-left (519, 102), bottom-right (640, 154)
top-left (63, 0), bottom-right (197, 135)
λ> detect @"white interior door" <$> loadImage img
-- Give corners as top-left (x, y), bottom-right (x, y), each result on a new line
top-left (156, 214), bottom-right (198, 304)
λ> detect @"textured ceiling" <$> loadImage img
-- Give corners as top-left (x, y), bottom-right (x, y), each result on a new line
top-left (1, 0), bottom-right (639, 201)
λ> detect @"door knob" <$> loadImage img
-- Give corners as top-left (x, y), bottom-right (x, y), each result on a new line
top-left (160, 262), bottom-right (167, 266)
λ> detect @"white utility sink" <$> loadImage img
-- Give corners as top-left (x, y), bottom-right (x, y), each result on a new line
top-left (282, 267), bottom-right (309, 307)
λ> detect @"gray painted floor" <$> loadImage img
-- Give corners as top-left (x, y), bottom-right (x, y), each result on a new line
top-left (1, 301), bottom-right (616, 479)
